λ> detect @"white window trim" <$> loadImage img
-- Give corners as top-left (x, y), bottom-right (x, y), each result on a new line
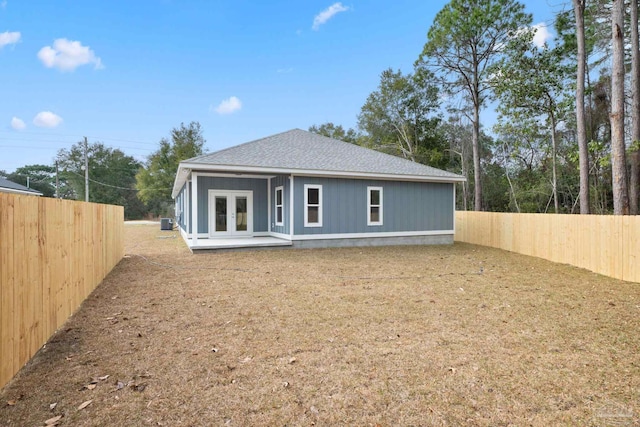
top-left (367, 186), bottom-right (383, 226)
top-left (304, 184), bottom-right (323, 227)
top-left (275, 186), bottom-right (284, 226)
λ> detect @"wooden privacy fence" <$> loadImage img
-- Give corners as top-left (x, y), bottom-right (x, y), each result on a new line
top-left (0, 193), bottom-right (124, 389)
top-left (455, 211), bottom-right (640, 283)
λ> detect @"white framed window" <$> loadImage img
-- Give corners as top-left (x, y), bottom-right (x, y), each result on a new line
top-left (275, 186), bottom-right (284, 226)
top-left (367, 186), bottom-right (383, 226)
top-left (304, 184), bottom-right (322, 227)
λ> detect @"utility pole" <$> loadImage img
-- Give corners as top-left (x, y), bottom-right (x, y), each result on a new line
top-left (55, 161), bottom-right (60, 199)
top-left (84, 136), bottom-right (89, 202)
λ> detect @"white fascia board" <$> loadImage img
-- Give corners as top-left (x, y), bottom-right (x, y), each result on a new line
top-left (171, 165), bottom-right (192, 199)
top-left (176, 162), bottom-right (466, 186)
top-left (196, 172), bottom-right (274, 179)
top-left (0, 188), bottom-right (43, 196)
top-left (291, 171), bottom-right (464, 183)
top-left (171, 166), bottom-right (279, 198)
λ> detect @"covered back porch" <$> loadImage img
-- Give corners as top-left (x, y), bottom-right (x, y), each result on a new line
top-left (174, 170), bottom-right (292, 251)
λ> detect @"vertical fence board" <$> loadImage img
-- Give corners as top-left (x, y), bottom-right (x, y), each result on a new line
top-left (25, 196), bottom-right (41, 367)
top-left (73, 204), bottom-right (82, 312)
top-left (626, 216), bottom-right (640, 282)
top-left (0, 195), bottom-right (15, 385)
top-left (61, 201), bottom-right (73, 326)
top-left (455, 211), bottom-right (639, 284)
top-left (39, 199), bottom-right (50, 350)
top-left (13, 195), bottom-right (27, 376)
top-left (0, 194), bottom-right (124, 390)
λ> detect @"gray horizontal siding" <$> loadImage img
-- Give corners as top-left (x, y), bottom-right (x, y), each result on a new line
top-left (195, 176), bottom-right (268, 234)
top-left (293, 177), bottom-right (453, 235)
top-left (270, 175), bottom-right (290, 234)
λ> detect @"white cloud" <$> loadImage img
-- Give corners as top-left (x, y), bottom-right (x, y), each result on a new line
top-left (532, 23), bottom-right (552, 48)
top-left (213, 96), bottom-right (242, 115)
top-left (37, 38), bottom-right (103, 72)
top-left (0, 31), bottom-right (20, 48)
top-left (312, 2), bottom-right (349, 30)
top-left (11, 116), bottom-right (25, 130)
top-left (33, 111), bottom-right (63, 128)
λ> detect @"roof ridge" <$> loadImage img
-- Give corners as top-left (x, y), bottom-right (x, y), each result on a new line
top-left (185, 129), bottom-right (302, 163)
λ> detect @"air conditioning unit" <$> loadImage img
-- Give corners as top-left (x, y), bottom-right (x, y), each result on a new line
top-left (160, 218), bottom-right (173, 230)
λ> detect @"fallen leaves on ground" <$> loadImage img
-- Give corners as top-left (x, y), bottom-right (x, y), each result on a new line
top-left (1, 225), bottom-right (639, 426)
top-left (44, 414), bottom-right (62, 425)
top-left (77, 400), bottom-right (92, 410)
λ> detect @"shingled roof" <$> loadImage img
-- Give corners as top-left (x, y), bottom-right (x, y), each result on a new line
top-left (0, 177), bottom-right (43, 196)
top-left (173, 129), bottom-right (464, 197)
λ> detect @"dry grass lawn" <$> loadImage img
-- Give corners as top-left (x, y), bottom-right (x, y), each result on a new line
top-left (1, 224), bottom-right (639, 426)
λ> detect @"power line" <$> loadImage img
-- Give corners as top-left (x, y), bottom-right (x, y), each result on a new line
top-left (0, 130), bottom-right (157, 146)
top-left (66, 169), bottom-right (138, 191)
top-left (65, 169), bottom-right (172, 192)
top-left (88, 177), bottom-right (139, 191)
top-left (0, 145), bottom-right (64, 150)
top-left (0, 143), bottom-right (154, 152)
top-left (85, 135), bottom-right (159, 146)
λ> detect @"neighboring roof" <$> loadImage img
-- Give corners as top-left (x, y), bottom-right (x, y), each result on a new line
top-left (0, 177), bottom-right (43, 196)
top-left (173, 129), bottom-right (464, 197)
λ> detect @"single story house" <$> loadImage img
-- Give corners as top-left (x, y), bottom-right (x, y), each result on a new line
top-left (171, 129), bottom-right (465, 251)
top-left (0, 177), bottom-right (43, 196)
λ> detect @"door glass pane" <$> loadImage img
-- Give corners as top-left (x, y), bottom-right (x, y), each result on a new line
top-left (236, 197), bottom-right (247, 232)
top-left (215, 196), bottom-right (227, 232)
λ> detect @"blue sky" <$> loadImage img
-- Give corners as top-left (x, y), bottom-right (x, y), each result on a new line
top-left (0, 0), bottom-right (565, 173)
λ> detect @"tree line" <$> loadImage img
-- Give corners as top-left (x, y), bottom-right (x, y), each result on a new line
top-left (311, 0), bottom-right (640, 215)
top-left (0, 122), bottom-right (204, 219)
top-left (3, 0), bottom-right (639, 216)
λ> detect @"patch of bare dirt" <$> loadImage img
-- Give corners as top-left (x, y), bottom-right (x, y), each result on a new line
top-left (1, 225), bottom-right (639, 426)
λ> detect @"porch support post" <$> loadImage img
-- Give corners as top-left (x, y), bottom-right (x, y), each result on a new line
top-left (192, 172), bottom-right (198, 245)
top-left (289, 175), bottom-right (294, 238)
top-left (185, 180), bottom-right (190, 233)
top-left (452, 183), bottom-right (456, 232)
top-left (267, 177), bottom-right (272, 233)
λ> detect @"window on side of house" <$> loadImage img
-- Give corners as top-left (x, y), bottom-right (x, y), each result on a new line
top-left (275, 186), bottom-right (284, 226)
top-left (367, 186), bottom-right (383, 226)
top-left (304, 184), bottom-right (322, 227)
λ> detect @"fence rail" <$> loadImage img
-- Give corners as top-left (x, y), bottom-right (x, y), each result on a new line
top-left (0, 193), bottom-right (124, 389)
top-left (455, 211), bottom-right (640, 283)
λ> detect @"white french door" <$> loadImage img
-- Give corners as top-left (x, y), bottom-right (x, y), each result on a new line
top-left (208, 190), bottom-right (253, 237)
